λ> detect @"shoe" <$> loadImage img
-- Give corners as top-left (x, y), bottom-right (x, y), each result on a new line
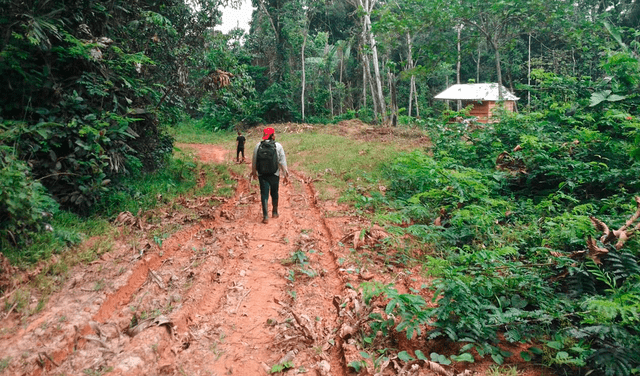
top-left (272, 212), bottom-right (279, 218)
top-left (262, 217), bottom-right (269, 224)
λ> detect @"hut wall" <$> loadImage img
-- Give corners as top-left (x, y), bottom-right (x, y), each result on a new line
top-left (469, 100), bottom-right (516, 123)
top-left (469, 101), bottom-right (491, 123)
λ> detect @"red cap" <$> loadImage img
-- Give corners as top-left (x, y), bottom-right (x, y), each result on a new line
top-left (262, 127), bottom-right (275, 140)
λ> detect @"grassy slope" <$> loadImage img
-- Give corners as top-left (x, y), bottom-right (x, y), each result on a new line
top-left (173, 121), bottom-right (423, 202)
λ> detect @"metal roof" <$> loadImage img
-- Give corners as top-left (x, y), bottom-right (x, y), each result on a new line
top-left (434, 83), bottom-right (519, 101)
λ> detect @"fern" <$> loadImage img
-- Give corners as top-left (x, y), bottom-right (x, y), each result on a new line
top-left (580, 275), bottom-right (640, 325)
top-left (588, 347), bottom-right (638, 376)
top-left (574, 276), bottom-right (640, 375)
top-left (581, 298), bottom-right (635, 324)
top-left (587, 259), bottom-right (620, 293)
top-left (603, 250), bottom-right (640, 283)
top-left (567, 248), bottom-right (640, 299)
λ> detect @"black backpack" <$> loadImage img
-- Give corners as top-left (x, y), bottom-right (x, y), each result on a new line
top-left (256, 140), bottom-right (278, 175)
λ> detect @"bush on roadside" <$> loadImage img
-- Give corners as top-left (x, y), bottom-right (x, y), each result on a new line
top-left (0, 146), bottom-right (59, 249)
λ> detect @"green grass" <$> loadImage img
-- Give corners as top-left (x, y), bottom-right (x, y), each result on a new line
top-left (0, 356), bottom-right (11, 371)
top-left (2, 211), bottom-right (110, 266)
top-left (170, 119), bottom-right (237, 144)
top-left (278, 129), bottom-right (413, 203)
top-left (92, 158), bottom-right (199, 218)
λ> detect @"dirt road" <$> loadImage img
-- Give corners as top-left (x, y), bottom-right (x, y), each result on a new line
top-left (0, 143), bottom-right (354, 376)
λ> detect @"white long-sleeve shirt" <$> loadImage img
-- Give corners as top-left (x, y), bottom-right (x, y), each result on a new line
top-left (251, 141), bottom-right (288, 177)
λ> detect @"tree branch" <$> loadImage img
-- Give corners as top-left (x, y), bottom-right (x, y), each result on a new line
top-left (256, 0), bottom-right (278, 38)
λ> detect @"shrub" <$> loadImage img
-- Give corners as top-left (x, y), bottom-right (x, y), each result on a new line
top-left (260, 83), bottom-right (296, 123)
top-left (0, 146), bottom-right (59, 248)
top-left (376, 109), bottom-right (640, 374)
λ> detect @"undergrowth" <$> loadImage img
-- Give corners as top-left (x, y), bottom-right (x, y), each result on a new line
top-left (168, 120), bottom-right (640, 376)
top-left (347, 108), bottom-right (640, 375)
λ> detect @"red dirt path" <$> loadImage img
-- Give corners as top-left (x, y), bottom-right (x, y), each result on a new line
top-left (0, 143), bottom-right (353, 376)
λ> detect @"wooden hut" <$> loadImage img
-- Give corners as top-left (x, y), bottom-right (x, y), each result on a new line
top-left (434, 83), bottom-right (519, 123)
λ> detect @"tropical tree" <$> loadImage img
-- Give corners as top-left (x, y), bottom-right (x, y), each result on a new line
top-left (452, 0), bottom-right (551, 93)
top-left (348, 0), bottom-right (386, 122)
top-left (0, 0), bottom-right (234, 247)
top-left (373, 0), bottom-right (451, 117)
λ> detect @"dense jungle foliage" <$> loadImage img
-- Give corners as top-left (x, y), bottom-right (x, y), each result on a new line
top-left (1, 0), bottom-right (640, 374)
top-left (0, 0), bottom-right (240, 247)
top-left (365, 108), bottom-right (640, 376)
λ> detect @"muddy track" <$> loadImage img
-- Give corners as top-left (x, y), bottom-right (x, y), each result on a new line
top-left (0, 144), bottom-right (350, 376)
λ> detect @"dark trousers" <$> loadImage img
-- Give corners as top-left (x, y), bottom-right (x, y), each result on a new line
top-left (236, 147), bottom-right (244, 160)
top-left (258, 174), bottom-right (279, 218)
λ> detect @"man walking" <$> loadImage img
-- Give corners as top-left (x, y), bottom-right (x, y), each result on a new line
top-left (236, 130), bottom-right (246, 162)
top-left (251, 127), bottom-right (289, 224)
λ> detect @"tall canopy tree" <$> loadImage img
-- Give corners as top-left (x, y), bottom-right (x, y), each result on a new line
top-left (232, 0), bottom-right (637, 124)
top-left (452, 0), bottom-right (552, 92)
top-left (373, 0), bottom-right (451, 117)
top-left (349, 0), bottom-right (386, 122)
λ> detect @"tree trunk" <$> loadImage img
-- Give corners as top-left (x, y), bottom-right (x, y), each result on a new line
top-left (406, 33), bottom-right (414, 117)
top-left (390, 73), bottom-right (398, 127)
top-left (339, 45), bottom-right (344, 115)
top-left (413, 78), bottom-right (420, 118)
top-left (456, 24), bottom-right (462, 111)
top-left (492, 40), bottom-right (503, 98)
top-left (329, 80), bottom-right (334, 117)
top-left (409, 83), bottom-right (414, 117)
top-left (301, 32), bottom-right (307, 121)
top-left (368, 27), bottom-right (385, 122)
top-left (445, 76), bottom-right (450, 109)
top-left (359, 0), bottom-right (385, 123)
top-left (528, 33), bottom-right (531, 108)
top-left (362, 52), bottom-right (367, 113)
top-left (257, 0), bottom-right (281, 79)
top-left (364, 54), bottom-right (379, 119)
top-left (340, 47), bottom-right (344, 85)
top-left (477, 44), bottom-right (481, 83)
